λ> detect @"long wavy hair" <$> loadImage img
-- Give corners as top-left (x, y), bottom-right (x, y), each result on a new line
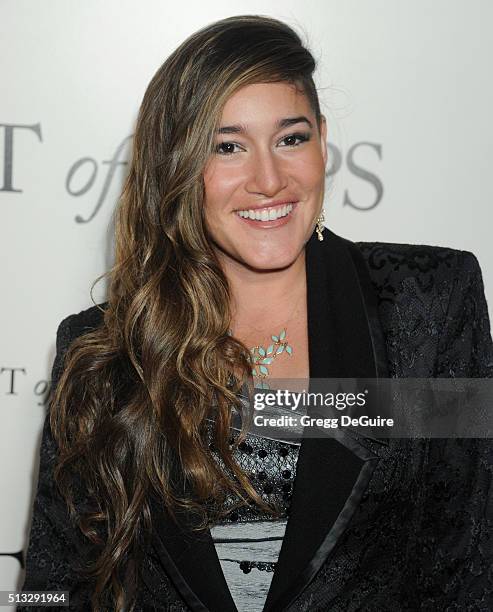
top-left (50, 14), bottom-right (322, 611)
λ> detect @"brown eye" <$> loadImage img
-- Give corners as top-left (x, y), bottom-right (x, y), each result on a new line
top-left (215, 142), bottom-right (240, 155)
top-left (279, 132), bottom-right (310, 147)
top-left (284, 135), bottom-right (298, 146)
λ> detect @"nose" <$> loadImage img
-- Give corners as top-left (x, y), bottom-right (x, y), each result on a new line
top-left (244, 149), bottom-right (287, 197)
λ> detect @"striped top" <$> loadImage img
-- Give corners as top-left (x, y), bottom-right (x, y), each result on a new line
top-left (207, 431), bottom-right (301, 612)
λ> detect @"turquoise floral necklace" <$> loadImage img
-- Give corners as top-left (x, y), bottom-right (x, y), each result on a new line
top-left (227, 327), bottom-right (295, 390)
top-left (248, 329), bottom-right (293, 389)
top-left (228, 292), bottom-right (303, 389)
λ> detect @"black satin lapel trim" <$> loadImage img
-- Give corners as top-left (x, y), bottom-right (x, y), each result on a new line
top-left (303, 229), bottom-right (333, 379)
top-left (319, 229), bottom-right (380, 379)
top-left (266, 454), bottom-right (379, 612)
top-left (344, 237), bottom-right (391, 450)
top-left (146, 497), bottom-right (238, 612)
top-left (345, 238), bottom-right (390, 380)
top-left (263, 230), bottom-right (383, 612)
top-left (263, 431), bottom-right (365, 612)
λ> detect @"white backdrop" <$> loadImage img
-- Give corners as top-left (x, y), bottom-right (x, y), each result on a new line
top-left (1, 0), bottom-right (492, 598)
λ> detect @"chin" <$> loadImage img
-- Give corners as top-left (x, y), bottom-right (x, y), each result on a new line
top-left (241, 249), bottom-right (300, 272)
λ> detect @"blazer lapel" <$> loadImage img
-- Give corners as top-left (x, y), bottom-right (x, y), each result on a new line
top-left (143, 229), bottom-right (389, 612)
top-left (144, 493), bottom-right (238, 611)
top-left (263, 229), bottom-right (389, 612)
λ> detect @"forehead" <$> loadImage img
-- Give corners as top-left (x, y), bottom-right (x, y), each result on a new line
top-left (219, 82), bottom-right (312, 125)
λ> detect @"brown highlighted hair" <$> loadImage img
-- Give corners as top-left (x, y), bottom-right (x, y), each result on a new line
top-left (51, 14), bottom-right (322, 611)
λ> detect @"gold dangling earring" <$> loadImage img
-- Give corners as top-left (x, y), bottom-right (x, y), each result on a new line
top-left (316, 208), bottom-right (325, 241)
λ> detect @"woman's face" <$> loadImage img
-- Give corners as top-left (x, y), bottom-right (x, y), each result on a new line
top-left (203, 81), bottom-right (327, 272)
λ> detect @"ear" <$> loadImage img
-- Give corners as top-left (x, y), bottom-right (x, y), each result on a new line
top-left (319, 115), bottom-right (328, 166)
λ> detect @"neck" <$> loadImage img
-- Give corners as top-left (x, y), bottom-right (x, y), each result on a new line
top-left (218, 249), bottom-right (307, 333)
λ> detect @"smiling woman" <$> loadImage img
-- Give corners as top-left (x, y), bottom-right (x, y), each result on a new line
top-left (19, 14), bottom-right (493, 612)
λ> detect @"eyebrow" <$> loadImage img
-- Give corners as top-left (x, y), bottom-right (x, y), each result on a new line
top-left (216, 115), bottom-right (313, 134)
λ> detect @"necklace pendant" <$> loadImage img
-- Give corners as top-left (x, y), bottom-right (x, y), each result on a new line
top-left (249, 329), bottom-right (293, 386)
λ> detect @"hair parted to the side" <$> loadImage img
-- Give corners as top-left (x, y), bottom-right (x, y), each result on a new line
top-left (50, 14), bottom-right (322, 611)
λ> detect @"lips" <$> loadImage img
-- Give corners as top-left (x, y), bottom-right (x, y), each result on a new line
top-left (234, 201), bottom-right (297, 228)
top-left (236, 202), bottom-right (294, 221)
top-left (235, 199), bottom-right (298, 211)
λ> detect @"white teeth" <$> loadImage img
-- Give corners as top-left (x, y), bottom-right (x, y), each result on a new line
top-left (236, 203), bottom-right (294, 221)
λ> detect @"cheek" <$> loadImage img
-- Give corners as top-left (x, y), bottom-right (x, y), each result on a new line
top-left (203, 169), bottom-right (240, 215)
top-left (292, 156), bottom-right (325, 192)
top-left (308, 149), bottom-right (326, 179)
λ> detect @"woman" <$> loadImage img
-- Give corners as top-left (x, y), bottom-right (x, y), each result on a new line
top-left (20, 15), bottom-right (493, 612)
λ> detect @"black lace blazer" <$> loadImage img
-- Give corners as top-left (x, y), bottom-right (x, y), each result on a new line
top-left (19, 229), bottom-right (493, 611)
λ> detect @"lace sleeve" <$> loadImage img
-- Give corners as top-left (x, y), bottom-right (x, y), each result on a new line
top-left (416, 252), bottom-right (493, 608)
top-left (18, 315), bottom-right (94, 610)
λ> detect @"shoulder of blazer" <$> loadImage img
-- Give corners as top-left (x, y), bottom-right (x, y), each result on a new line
top-left (49, 303), bottom-right (108, 387)
top-left (57, 302), bottom-right (108, 343)
top-left (348, 238), bottom-right (485, 294)
top-left (344, 237), bottom-right (492, 378)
